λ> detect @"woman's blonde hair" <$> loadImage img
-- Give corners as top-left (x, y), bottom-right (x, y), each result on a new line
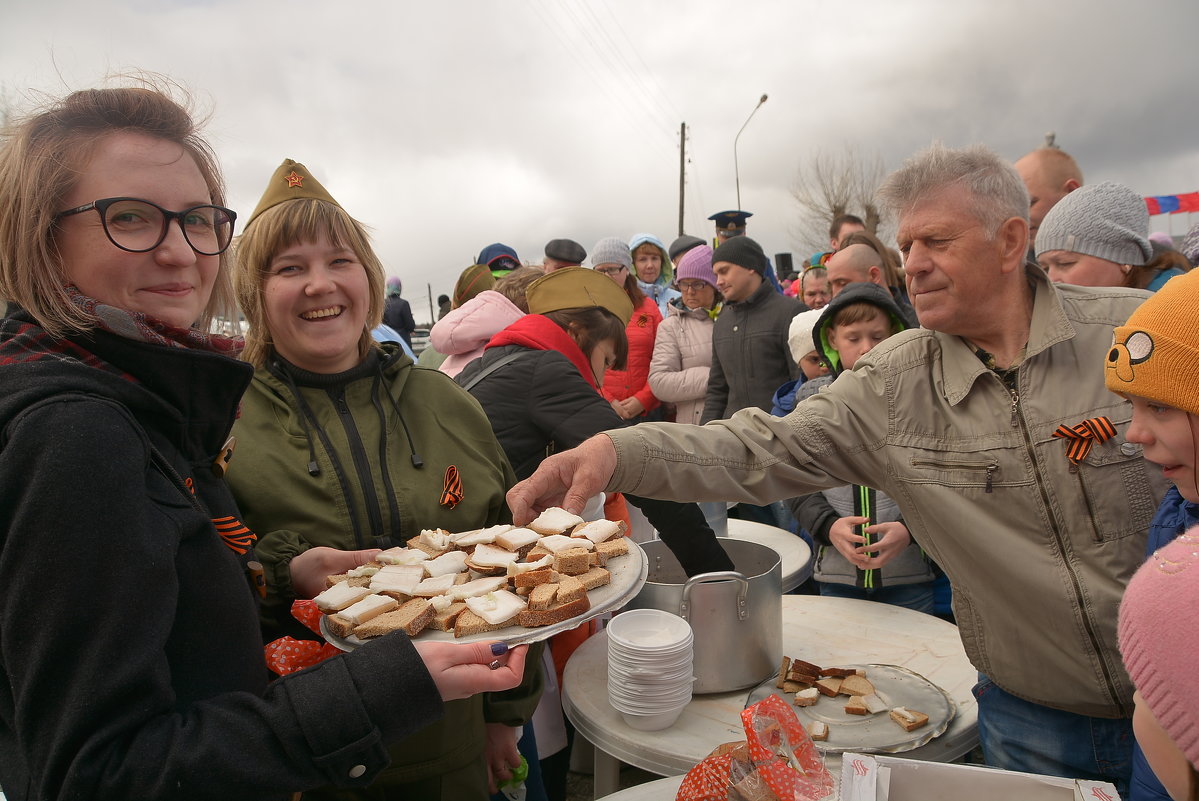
top-left (0, 82), bottom-right (235, 337)
top-left (233, 198), bottom-right (385, 368)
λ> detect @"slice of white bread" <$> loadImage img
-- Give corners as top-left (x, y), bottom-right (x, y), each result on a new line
top-left (528, 507), bottom-right (585, 535)
top-left (517, 594), bottom-right (590, 627)
top-left (889, 707), bottom-right (929, 732)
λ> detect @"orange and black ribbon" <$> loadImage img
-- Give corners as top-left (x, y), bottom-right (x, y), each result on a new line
top-left (440, 465), bottom-right (464, 509)
top-left (213, 515), bottom-right (257, 555)
top-left (1052, 416), bottom-right (1116, 465)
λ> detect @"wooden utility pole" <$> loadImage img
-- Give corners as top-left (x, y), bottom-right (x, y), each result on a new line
top-left (678, 122), bottom-right (686, 237)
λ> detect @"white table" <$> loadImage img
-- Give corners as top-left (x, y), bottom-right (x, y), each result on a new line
top-left (597, 775), bottom-right (683, 800)
top-left (564, 595), bottom-right (978, 799)
top-left (725, 518), bottom-right (812, 592)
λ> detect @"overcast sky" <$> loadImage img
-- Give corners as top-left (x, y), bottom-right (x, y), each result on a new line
top-left (4, 0), bottom-right (1197, 321)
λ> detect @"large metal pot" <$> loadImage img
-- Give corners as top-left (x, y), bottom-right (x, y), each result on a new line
top-left (624, 539), bottom-right (781, 694)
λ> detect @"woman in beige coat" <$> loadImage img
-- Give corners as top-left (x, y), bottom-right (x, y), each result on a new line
top-left (648, 245), bottom-right (721, 425)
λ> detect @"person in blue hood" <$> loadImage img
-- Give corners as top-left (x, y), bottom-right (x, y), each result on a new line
top-left (628, 233), bottom-right (681, 316)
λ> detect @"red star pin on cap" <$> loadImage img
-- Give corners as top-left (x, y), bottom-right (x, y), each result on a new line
top-left (285, 171), bottom-right (304, 188)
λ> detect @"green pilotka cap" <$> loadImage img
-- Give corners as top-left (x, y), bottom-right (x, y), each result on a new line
top-left (243, 158), bottom-right (341, 230)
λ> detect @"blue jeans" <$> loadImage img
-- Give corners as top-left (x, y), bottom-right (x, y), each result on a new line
top-left (974, 675), bottom-right (1132, 798)
top-left (817, 580), bottom-right (936, 615)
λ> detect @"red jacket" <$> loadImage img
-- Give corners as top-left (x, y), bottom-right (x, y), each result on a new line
top-left (602, 296), bottom-right (661, 414)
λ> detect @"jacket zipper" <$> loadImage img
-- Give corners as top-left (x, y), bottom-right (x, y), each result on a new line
top-left (910, 458), bottom-right (999, 492)
top-left (1007, 380), bottom-right (1127, 714)
top-left (331, 388), bottom-right (388, 548)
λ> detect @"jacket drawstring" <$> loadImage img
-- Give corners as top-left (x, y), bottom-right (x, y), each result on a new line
top-left (371, 363), bottom-right (405, 544)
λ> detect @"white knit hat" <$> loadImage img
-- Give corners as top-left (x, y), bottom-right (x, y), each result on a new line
top-left (788, 308), bottom-right (825, 364)
top-left (1035, 181), bottom-right (1153, 266)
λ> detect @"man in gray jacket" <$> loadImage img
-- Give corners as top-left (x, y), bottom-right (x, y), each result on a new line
top-left (509, 144), bottom-right (1162, 795)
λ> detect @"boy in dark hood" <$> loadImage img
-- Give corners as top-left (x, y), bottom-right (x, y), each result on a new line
top-left (790, 282), bottom-right (937, 612)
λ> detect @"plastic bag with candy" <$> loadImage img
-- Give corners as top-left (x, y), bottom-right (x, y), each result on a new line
top-left (676, 693), bottom-right (834, 801)
top-left (262, 599), bottom-right (342, 676)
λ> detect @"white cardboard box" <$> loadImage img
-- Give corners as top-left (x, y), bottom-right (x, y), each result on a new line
top-left (838, 753), bottom-right (1121, 801)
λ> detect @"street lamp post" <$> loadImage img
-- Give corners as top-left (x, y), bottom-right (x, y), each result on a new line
top-left (734, 93), bottom-right (768, 209)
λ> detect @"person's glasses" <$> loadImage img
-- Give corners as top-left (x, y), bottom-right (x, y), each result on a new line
top-left (55, 197), bottom-right (237, 256)
top-left (677, 280), bottom-right (711, 292)
top-left (594, 265), bottom-right (627, 276)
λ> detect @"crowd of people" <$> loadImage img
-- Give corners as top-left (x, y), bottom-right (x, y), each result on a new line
top-left (2, 79), bottom-right (1199, 801)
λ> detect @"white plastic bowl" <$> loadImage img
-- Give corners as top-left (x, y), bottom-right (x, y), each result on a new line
top-left (607, 609), bottom-right (692, 651)
top-left (620, 704), bottom-right (686, 731)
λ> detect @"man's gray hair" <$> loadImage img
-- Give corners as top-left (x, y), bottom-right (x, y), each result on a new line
top-left (877, 143), bottom-right (1029, 235)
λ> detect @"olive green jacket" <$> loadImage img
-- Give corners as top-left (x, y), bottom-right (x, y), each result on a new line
top-left (228, 344), bottom-right (539, 791)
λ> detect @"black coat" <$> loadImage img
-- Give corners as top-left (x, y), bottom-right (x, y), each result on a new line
top-left (457, 344), bottom-right (734, 576)
top-left (0, 312), bottom-right (441, 801)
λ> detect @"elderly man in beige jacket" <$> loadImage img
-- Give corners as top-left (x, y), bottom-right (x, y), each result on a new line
top-left (509, 143), bottom-right (1163, 796)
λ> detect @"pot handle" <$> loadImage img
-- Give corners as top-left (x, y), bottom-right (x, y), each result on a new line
top-left (679, 571), bottom-right (750, 621)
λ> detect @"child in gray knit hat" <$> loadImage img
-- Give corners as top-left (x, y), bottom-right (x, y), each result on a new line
top-left (1036, 181), bottom-right (1185, 292)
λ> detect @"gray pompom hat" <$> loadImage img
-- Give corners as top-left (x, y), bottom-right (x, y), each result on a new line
top-left (1035, 181), bottom-right (1153, 266)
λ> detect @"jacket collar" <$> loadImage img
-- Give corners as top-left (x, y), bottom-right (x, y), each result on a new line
top-left (938, 264), bottom-right (1073, 405)
top-left (729, 277), bottom-right (775, 308)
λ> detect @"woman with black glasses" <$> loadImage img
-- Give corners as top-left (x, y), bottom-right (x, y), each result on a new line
top-left (0, 84), bottom-right (526, 801)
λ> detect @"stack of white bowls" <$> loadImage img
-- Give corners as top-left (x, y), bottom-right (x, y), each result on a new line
top-left (606, 608), bottom-right (695, 731)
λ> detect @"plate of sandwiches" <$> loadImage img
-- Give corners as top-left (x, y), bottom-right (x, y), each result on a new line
top-left (317, 507), bottom-right (649, 649)
top-left (745, 660), bottom-right (956, 754)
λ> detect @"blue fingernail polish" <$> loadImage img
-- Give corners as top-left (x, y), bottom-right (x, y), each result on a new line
top-left (491, 642), bottom-right (509, 656)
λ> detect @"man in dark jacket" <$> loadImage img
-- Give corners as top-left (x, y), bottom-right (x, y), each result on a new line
top-left (382, 276), bottom-right (416, 347)
top-left (702, 236), bottom-right (802, 424)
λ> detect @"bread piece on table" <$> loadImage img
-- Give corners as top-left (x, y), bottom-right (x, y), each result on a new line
top-left (776, 656), bottom-right (792, 689)
top-left (815, 677), bottom-right (843, 697)
top-left (517, 594), bottom-right (590, 628)
top-left (576, 566), bottom-right (611, 591)
top-left (453, 609), bottom-right (520, 638)
top-left (554, 548), bottom-right (592, 576)
top-left (430, 601), bottom-right (468, 632)
top-left (844, 695), bottom-right (870, 716)
top-left (819, 665), bottom-right (858, 678)
top-left (527, 583), bottom-right (559, 612)
top-left (789, 658), bottom-right (823, 676)
top-left (556, 575), bottom-right (587, 604)
top-left (809, 721), bottom-right (829, 742)
top-left (570, 518), bottom-right (627, 544)
top-left (889, 707), bottom-right (929, 732)
top-left (794, 687), bottom-right (820, 707)
top-left (786, 664), bottom-right (819, 685)
top-left (782, 680), bottom-right (804, 694)
top-left (839, 674), bottom-right (876, 697)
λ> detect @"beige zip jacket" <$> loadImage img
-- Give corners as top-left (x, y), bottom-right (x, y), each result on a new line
top-left (607, 267), bottom-right (1164, 718)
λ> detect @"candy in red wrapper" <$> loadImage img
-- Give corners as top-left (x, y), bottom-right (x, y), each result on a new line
top-left (262, 600), bottom-right (342, 676)
top-left (676, 693), bottom-right (834, 801)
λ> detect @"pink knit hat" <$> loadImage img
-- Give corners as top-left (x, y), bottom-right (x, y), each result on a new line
top-left (675, 244), bottom-right (717, 288)
top-left (1118, 527), bottom-right (1199, 769)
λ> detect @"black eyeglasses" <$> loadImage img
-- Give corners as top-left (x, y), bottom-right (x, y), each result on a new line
top-left (55, 197), bottom-right (237, 256)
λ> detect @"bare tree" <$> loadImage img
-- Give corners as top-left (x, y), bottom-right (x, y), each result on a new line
top-left (790, 145), bottom-right (889, 256)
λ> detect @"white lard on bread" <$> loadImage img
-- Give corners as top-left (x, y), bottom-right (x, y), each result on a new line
top-left (376, 547), bottom-right (428, 566)
top-left (369, 565), bottom-right (424, 596)
top-left (338, 593), bottom-right (398, 624)
top-left (423, 550), bottom-right (469, 577)
top-left (314, 582), bottom-right (372, 612)
top-left (451, 524), bottom-right (511, 548)
top-left (418, 528), bottom-right (452, 551)
top-left (447, 575), bottom-right (509, 600)
top-left (494, 527), bottom-right (541, 552)
top-left (346, 564), bottom-right (379, 578)
top-left (412, 573), bottom-right (458, 596)
top-left (528, 507), bottom-right (585, 534)
top-left (507, 554), bottom-right (553, 575)
top-left (467, 543), bottom-right (521, 568)
top-left (571, 519), bottom-right (623, 544)
top-left (464, 589), bottom-right (527, 625)
top-left (538, 534), bottom-right (595, 553)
